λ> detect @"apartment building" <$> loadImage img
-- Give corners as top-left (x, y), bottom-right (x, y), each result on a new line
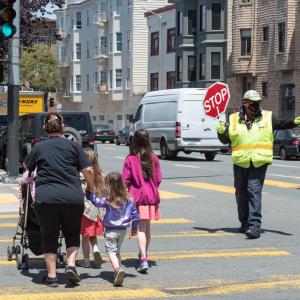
top-left (175, 0), bottom-right (227, 88)
top-left (56, 0), bottom-right (169, 130)
top-left (227, 0), bottom-right (300, 118)
top-left (146, 4), bottom-right (176, 91)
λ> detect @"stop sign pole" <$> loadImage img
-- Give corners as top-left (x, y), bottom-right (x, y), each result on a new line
top-left (203, 82), bottom-right (230, 119)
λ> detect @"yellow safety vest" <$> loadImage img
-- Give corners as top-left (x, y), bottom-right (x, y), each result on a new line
top-left (228, 110), bottom-right (273, 168)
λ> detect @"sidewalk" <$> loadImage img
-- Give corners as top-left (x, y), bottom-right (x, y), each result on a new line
top-left (0, 170), bottom-right (19, 213)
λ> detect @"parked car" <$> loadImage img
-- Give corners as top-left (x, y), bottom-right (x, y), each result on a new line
top-left (129, 88), bottom-right (225, 160)
top-left (93, 125), bottom-right (115, 143)
top-left (0, 112), bottom-right (94, 170)
top-left (273, 128), bottom-right (300, 160)
top-left (116, 126), bottom-right (130, 146)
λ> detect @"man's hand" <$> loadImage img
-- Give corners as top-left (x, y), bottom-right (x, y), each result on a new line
top-left (217, 122), bottom-right (227, 134)
top-left (294, 116), bottom-right (300, 126)
top-left (129, 229), bottom-right (137, 239)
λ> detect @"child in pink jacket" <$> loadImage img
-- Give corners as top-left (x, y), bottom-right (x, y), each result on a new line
top-left (122, 129), bottom-right (162, 274)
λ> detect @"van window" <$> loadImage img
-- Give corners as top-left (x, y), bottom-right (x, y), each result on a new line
top-left (134, 105), bottom-right (143, 122)
top-left (144, 101), bottom-right (177, 122)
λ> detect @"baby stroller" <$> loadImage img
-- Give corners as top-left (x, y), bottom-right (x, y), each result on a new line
top-left (7, 179), bottom-right (66, 270)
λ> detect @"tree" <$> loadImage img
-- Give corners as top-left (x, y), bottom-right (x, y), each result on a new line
top-left (0, 0), bottom-right (64, 55)
top-left (20, 44), bottom-right (61, 94)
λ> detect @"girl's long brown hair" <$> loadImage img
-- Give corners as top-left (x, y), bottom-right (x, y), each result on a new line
top-left (130, 129), bottom-right (153, 180)
top-left (84, 148), bottom-right (106, 196)
top-left (105, 172), bottom-right (130, 209)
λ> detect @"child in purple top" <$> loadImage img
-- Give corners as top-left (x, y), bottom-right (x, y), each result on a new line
top-left (86, 172), bottom-right (139, 287)
top-left (122, 129), bottom-right (162, 274)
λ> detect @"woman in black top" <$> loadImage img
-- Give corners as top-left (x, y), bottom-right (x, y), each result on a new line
top-left (25, 112), bottom-right (94, 287)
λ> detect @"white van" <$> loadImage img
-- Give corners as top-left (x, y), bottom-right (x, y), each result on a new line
top-left (129, 88), bottom-right (225, 161)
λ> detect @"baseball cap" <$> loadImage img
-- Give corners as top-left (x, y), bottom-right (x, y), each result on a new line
top-left (243, 90), bottom-right (262, 102)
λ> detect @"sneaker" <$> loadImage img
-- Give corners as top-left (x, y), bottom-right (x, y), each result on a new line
top-left (77, 259), bottom-right (91, 268)
top-left (113, 269), bottom-right (125, 286)
top-left (65, 266), bottom-right (80, 285)
top-left (137, 261), bottom-right (149, 274)
top-left (245, 229), bottom-right (260, 239)
top-left (42, 275), bottom-right (58, 287)
top-left (93, 250), bottom-right (104, 266)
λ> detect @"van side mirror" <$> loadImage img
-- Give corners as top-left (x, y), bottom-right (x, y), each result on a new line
top-left (128, 115), bottom-right (134, 123)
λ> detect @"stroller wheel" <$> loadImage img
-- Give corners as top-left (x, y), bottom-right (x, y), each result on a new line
top-left (7, 246), bottom-right (13, 261)
top-left (16, 254), bottom-right (22, 270)
top-left (22, 254), bottom-right (30, 270)
top-left (15, 245), bottom-right (21, 254)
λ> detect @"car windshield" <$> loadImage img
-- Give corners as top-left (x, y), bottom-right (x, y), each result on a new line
top-left (292, 128), bottom-right (300, 137)
top-left (123, 127), bottom-right (129, 134)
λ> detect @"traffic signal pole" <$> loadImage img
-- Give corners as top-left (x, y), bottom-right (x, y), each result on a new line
top-left (7, 0), bottom-right (19, 177)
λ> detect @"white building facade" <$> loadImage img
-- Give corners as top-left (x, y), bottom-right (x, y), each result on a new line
top-left (146, 4), bottom-right (176, 91)
top-left (56, 0), bottom-right (170, 130)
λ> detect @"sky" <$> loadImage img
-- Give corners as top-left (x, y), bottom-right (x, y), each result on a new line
top-left (35, 3), bottom-right (58, 20)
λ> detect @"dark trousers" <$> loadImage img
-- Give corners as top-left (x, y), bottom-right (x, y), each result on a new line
top-left (233, 163), bottom-right (268, 233)
top-left (34, 203), bottom-right (84, 254)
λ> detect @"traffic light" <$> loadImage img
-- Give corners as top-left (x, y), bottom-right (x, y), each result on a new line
top-left (0, 0), bottom-right (16, 39)
top-left (49, 97), bottom-right (55, 108)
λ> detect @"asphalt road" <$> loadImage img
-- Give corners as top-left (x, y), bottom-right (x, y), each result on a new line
top-left (1, 143), bottom-right (300, 299)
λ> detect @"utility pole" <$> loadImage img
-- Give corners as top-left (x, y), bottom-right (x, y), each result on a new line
top-left (7, 0), bottom-right (19, 177)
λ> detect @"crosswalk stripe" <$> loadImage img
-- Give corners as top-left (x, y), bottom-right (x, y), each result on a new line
top-left (1, 275), bottom-right (300, 299)
top-left (159, 190), bottom-right (192, 199)
top-left (0, 193), bottom-right (18, 204)
top-left (175, 181), bottom-right (235, 193)
top-left (0, 214), bottom-right (19, 219)
top-left (265, 179), bottom-right (300, 189)
top-left (0, 247), bottom-right (290, 266)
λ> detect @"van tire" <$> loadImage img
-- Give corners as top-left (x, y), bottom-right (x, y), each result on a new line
top-left (160, 140), bottom-right (168, 160)
top-left (204, 152), bottom-right (216, 161)
top-left (63, 127), bottom-right (82, 146)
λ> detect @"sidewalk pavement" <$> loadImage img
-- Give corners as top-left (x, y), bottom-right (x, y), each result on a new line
top-left (0, 170), bottom-right (19, 213)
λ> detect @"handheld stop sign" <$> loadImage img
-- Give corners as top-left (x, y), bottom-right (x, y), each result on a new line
top-left (203, 82), bottom-right (230, 119)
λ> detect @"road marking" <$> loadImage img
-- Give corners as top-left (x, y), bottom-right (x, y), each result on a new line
top-left (101, 147), bottom-right (116, 150)
top-left (114, 156), bottom-right (125, 159)
top-left (0, 214), bottom-right (18, 219)
top-left (0, 194), bottom-right (18, 204)
top-left (272, 163), bottom-right (300, 169)
top-left (174, 164), bottom-right (200, 169)
top-left (159, 190), bottom-right (192, 199)
top-left (0, 223), bottom-right (18, 228)
top-left (152, 218), bottom-right (194, 224)
top-left (269, 173), bottom-right (300, 180)
top-left (265, 179), bottom-right (300, 189)
top-left (176, 181), bottom-right (235, 193)
top-left (0, 247), bottom-right (290, 266)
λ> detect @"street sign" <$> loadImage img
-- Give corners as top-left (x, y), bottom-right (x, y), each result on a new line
top-left (203, 82), bottom-right (230, 119)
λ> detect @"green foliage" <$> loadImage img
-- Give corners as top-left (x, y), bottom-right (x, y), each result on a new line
top-left (20, 44), bottom-right (60, 93)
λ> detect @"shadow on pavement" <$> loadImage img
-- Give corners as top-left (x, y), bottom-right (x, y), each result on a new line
top-left (193, 226), bottom-right (293, 236)
top-left (99, 271), bottom-right (136, 285)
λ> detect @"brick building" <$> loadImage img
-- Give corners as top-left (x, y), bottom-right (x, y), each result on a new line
top-left (227, 0), bottom-right (300, 118)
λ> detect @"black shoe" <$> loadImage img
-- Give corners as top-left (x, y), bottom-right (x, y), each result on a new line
top-left (42, 275), bottom-right (58, 287)
top-left (65, 266), bottom-right (80, 285)
top-left (246, 229), bottom-right (260, 239)
top-left (239, 226), bottom-right (248, 233)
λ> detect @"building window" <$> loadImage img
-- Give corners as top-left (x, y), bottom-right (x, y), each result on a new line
top-left (151, 32), bottom-right (159, 56)
top-left (126, 68), bottom-right (130, 88)
top-left (211, 52), bottom-right (221, 80)
top-left (211, 3), bottom-right (221, 30)
top-left (150, 73), bottom-right (159, 91)
top-left (241, 29), bottom-right (251, 56)
top-left (92, 116), bottom-right (96, 121)
top-left (99, 115), bottom-right (105, 121)
top-left (86, 41), bottom-right (89, 59)
top-left (166, 72), bottom-right (175, 89)
top-left (177, 11), bottom-right (183, 35)
top-left (100, 71), bottom-right (107, 84)
top-left (76, 12), bottom-right (81, 29)
top-left (75, 43), bottom-right (81, 60)
top-left (86, 74), bottom-right (89, 91)
top-left (240, 0), bottom-right (251, 3)
top-left (200, 5), bottom-right (206, 32)
top-left (109, 70), bottom-right (113, 88)
top-left (115, 69), bottom-right (122, 88)
top-left (127, 30), bottom-right (131, 51)
top-left (100, 36), bottom-right (107, 54)
top-left (177, 56), bottom-right (182, 81)
top-left (263, 26), bottom-right (269, 41)
top-left (278, 22), bottom-right (285, 52)
top-left (116, 32), bottom-right (122, 51)
top-left (188, 56), bottom-right (196, 81)
top-left (262, 82), bottom-right (268, 96)
top-left (188, 10), bottom-right (197, 35)
top-left (110, 33), bottom-right (113, 52)
top-left (86, 10), bottom-right (89, 27)
top-left (108, 119), bottom-right (114, 125)
top-left (94, 71), bottom-right (98, 90)
top-left (117, 114), bottom-right (123, 121)
top-left (116, 0), bottom-right (122, 15)
top-left (167, 28), bottom-right (176, 52)
top-left (75, 75), bottom-right (81, 91)
top-left (199, 53), bottom-right (206, 80)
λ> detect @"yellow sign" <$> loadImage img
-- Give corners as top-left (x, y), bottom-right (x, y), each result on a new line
top-left (19, 94), bottom-right (43, 116)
